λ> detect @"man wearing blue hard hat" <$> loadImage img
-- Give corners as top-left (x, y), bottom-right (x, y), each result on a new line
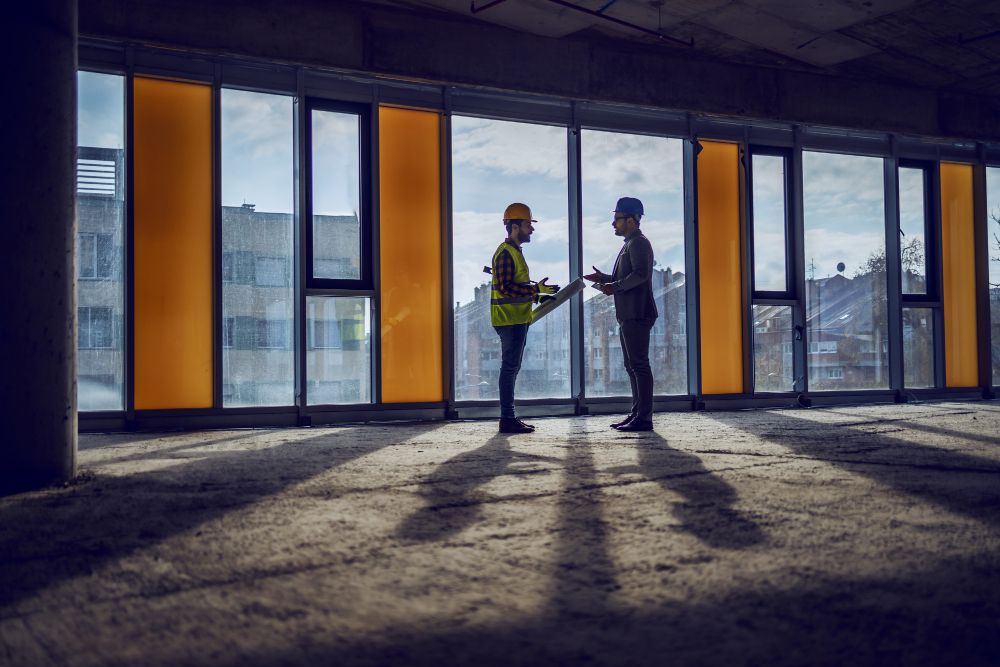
top-left (584, 197), bottom-right (657, 432)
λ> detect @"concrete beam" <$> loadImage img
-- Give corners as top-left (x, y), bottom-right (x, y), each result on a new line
top-left (79, 0), bottom-right (998, 139)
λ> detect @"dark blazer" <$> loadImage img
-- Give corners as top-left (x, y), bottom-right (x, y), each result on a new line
top-left (603, 229), bottom-right (657, 322)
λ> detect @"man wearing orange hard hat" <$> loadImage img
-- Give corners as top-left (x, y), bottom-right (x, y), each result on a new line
top-left (490, 203), bottom-right (559, 434)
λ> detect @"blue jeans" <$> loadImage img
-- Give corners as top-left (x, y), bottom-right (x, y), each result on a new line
top-left (494, 323), bottom-right (529, 419)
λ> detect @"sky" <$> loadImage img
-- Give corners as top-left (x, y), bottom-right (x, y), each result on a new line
top-left (751, 153), bottom-right (788, 291)
top-left (78, 71), bottom-right (123, 148)
top-left (802, 150), bottom-right (886, 280)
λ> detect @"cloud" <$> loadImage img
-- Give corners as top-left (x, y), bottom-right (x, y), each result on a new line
top-left (452, 116), bottom-right (567, 179)
top-left (221, 89), bottom-right (296, 212)
top-left (803, 152), bottom-right (885, 230)
top-left (581, 130), bottom-right (683, 195)
top-left (804, 227), bottom-right (885, 278)
top-left (78, 71), bottom-right (124, 149)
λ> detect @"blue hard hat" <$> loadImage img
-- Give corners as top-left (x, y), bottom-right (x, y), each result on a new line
top-left (613, 197), bottom-right (644, 216)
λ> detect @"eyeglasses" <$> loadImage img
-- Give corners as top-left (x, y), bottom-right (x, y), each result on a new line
top-left (613, 215), bottom-right (628, 221)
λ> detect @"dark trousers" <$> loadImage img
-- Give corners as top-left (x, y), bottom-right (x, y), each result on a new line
top-left (619, 318), bottom-right (655, 421)
top-left (494, 323), bottom-right (529, 419)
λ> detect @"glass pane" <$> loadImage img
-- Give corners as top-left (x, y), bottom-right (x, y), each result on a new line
top-left (753, 305), bottom-right (793, 392)
top-left (77, 71), bottom-right (125, 411)
top-left (451, 117), bottom-right (570, 401)
top-left (581, 130), bottom-right (687, 397)
top-left (221, 89), bottom-right (295, 407)
top-left (307, 297), bottom-right (371, 405)
top-left (899, 167), bottom-right (928, 294)
top-left (312, 110), bottom-right (361, 280)
top-left (989, 166), bottom-right (1000, 386)
top-left (752, 154), bottom-right (787, 292)
top-left (803, 151), bottom-right (888, 391)
top-left (903, 307), bottom-right (934, 388)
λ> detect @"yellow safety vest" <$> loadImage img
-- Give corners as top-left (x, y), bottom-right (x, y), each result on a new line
top-left (491, 243), bottom-right (533, 326)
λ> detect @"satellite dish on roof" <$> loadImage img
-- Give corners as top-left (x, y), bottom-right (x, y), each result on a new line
top-left (836, 262), bottom-right (846, 273)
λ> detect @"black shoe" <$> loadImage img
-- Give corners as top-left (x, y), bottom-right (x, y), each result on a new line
top-left (615, 419), bottom-right (653, 432)
top-left (515, 418), bottom-right (536, 431)
top-left (610, 414), bottom-right (636, 429)
top-left (499, 417), bottom-right (534, 434)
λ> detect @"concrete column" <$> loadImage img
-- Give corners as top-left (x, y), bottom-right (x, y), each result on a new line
top-left (0, 2), bottom-right (78, 494)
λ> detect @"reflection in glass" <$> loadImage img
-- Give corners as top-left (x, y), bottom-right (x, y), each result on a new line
top-left (312, 110), bottom-right (361, 280)
top-left (899, 167), bottom-right (928, 294)
top-left (581, 130), bottom-right (686, 396)
top-left (307, 297), bottom-right (371, 405)
top-left (77, 71), bottom-right (125, 411)
top-left (988, 167), bottom-right (1000, 386)
top-left (803, 151), bottom-right (888, 390)
top-left (221, 89), bottom-right (295, 406)
top-left (753, 305), bottom-right (793, 392)
top-left (752, 154), bottom-right (787, 292)
top-left (903, 308), bottom-right (934, 388)
top-left (451, 116), bottom-right (570, 401)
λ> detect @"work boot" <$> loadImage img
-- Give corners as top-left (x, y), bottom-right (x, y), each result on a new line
top-left (499, 417), bottom-right (534, 434)
top-left (515, 418), bottom-right (536, 431)
top-left (610, 414), bottom-right (636, 429)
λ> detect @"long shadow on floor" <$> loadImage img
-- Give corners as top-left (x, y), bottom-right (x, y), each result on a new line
top-left (546, 420), bottom-right (617, 623)
top-left (0, 422), bottom-right (441, 609)
top-left (396, 433), bottom-right (560, 542)
top-left (634, 431), bottom-right (767, 549)
top-left (217, 549), bottom-right (1000, 667)
top-left (707, 409), bottom-right (1000, 528)
top-left (816, 406), bottom-right (1000, 447)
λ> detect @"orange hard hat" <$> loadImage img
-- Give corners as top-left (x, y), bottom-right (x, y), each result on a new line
top-left (503, 202), bottom-right (535, 222)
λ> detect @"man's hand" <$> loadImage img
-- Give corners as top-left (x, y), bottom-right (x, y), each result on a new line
top-left (593, 283), bottom-right (615, 296)
top-left (537, 277), bottom-right (560, 294)
top-left (583, 265), bottom-right (608, 283)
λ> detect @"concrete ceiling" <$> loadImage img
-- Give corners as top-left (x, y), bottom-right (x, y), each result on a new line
top-left (366, 0), bottom-right (1000, 96)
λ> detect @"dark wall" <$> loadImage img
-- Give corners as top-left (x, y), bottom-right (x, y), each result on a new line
top-left (80, 0), bottom-right (1000, 141)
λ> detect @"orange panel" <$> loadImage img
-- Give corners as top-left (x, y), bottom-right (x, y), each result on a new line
top-left (133, 77), bottom-right (214, 409)
top-left (378, 106), bottom-right (443, 403)
top-left (698, 141), bottom-right (744, 394)
top-left (940, 162), bottom-right (978, 387)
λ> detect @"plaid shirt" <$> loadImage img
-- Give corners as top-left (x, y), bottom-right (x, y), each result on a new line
top-left (493, 240), bottom-right (539, 302)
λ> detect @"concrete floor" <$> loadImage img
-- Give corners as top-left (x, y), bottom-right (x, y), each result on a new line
top-left (2, 402), bottom-right (1000, 667)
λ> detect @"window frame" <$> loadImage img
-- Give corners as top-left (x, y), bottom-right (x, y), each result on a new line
top-left (897, 159), bottom-right (941, 304)
top-left (303, 97), bottom-right (373, 292)
top-left (895, 159), bottom-right (944, 389)
top-left (748, 146), bottom-right (795, 301)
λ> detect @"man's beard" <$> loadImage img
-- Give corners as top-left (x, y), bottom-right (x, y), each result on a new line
top-left (518, 230), bottom-right (531, 243)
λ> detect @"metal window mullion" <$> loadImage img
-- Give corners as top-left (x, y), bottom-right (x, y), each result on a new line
top-left (370, 92), bottom-right (381, 406)
top-left (568, 112), bottom-right (585, 413)
top-left (884, 155), bottom-right (904, 394)
top-left (739, 137), bottom-right (753, 395)
top-left (124, 50), bottom-right (137, 422)
top-left (791, 128), bottom-right (808, 395)
top-left (441, 100), bottom-right (456, 416)
top-left (212, 65), bottom-right (224, 409)
top-left (931, 162), bottom-right (946, 387)
top-left (972, 145), bottom-right (993, 396)
top-left (683, 138), bottom-right (701, 400)
top-left (294, 70), bottom-right (309, 417)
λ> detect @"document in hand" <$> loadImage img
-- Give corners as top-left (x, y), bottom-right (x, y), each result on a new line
top-left (530, 277), bottom-right (586, 325)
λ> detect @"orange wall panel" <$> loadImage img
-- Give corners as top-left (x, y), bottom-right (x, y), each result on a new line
top-left (133, 77), bottom-right (214, 409)
top-left (698, 141), bottom-right (744, 395)
top-left (378, 106), bottom-right (443, 403)
top-left (940, 162), bottom-right (978, 387)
